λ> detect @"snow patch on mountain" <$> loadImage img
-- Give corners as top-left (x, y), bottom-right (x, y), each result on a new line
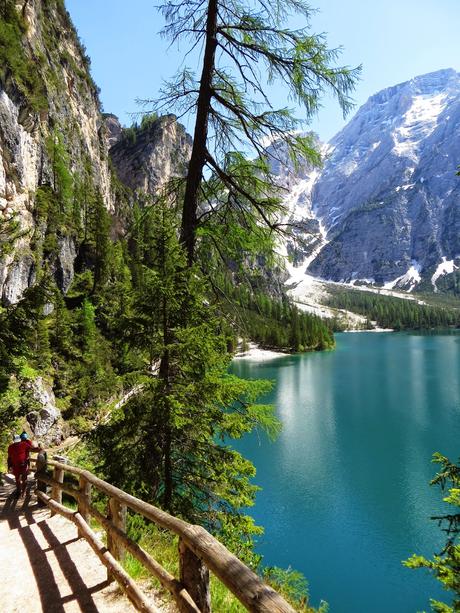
top-left (269, 69), bottom-right (460, 296)
top-left (392, 93), bottom-right (447, 161)
top-left (283, 170), bottom-right (320, 219)
top-left (431, 258), bottom-right (458, 291)
top-left (284, 266), bottom-right (339, 319)
top-left (383, 262), bottom-right (422, 292)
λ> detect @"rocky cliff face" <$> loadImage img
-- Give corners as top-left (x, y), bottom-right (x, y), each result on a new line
top-left (0, 1), bottom-right (192, 306)
top-left (110, 115), bottom-right (192, 195)
top-left (279, 69), bottom-right (460, 292)
top-left (266, 136), bottom-right (327, 268)
top-left (0, 0), bottom-right (114, 304)
top-left (103, 113), bottom-right (123, 148)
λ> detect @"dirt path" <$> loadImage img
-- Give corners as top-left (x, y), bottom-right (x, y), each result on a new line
top-left (0, 474), bottom-right (168, 613)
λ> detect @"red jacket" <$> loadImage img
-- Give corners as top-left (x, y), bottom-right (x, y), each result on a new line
top-left (8, 440), bottom-right (32, 468)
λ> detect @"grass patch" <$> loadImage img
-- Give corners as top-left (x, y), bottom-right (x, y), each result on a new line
top-left (0, 1), bottom-right (48, 111)
top-left (119, 517), bottom-right (322, 611)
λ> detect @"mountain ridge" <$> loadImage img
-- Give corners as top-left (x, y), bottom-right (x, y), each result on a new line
top-left (280, 68), bottom-right (460, 295)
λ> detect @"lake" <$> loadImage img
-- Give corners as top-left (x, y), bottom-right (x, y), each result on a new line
top-left (230, 331), bottom-right (460, 613)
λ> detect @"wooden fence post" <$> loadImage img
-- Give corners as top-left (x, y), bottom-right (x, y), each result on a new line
top-left (179, 538), bottom-right (211, 613)
top-left (50, 465), bottom-right (64, 516)
top-left (35, 450), bottom-right (48, 498)
top-left (78, 475), bottom-right (92, 537)
top-left (107, 497), bottom-right (127, 582)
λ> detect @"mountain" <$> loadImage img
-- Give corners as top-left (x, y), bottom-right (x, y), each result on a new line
top-left (110, 114), bottom-right (191, 195)
top-left (281, 69), bottom-right (460, 293)
top-left (0, 0), bottom-right (194, 443)
top-left (0, 0), bottom-right (189, 306)
top-left (0, 0), bottom-right (114, 304)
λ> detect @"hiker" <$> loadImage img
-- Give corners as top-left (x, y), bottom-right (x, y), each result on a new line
top-left (7, 434), bottom-right (42, 496)
top-left (20, 431), bottom-right (32, 470)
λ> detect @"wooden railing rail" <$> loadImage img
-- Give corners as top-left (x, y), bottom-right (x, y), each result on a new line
top-left (30, 456), bottom-right (295, 613)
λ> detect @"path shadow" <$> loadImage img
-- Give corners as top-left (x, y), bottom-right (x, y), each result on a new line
top-left (1, 476), bottom-right (43, 528)
top-left (0, 477), bottom-right (114, 612)
top-left (36, 520), bottom-right (101, 613)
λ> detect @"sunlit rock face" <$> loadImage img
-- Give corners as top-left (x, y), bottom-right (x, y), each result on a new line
top-left (278, 69), bottom-right (460, 292)
top-left (25, 376), bottom-right (67, 446)
top-left (0, 0), bottom-right (194, 306)
top-left (0, 0), bottom-right (114, 305)
top-left (104, 113), bottom-right (123, 148)
top-left (110, 114), bottom-right (192, 195)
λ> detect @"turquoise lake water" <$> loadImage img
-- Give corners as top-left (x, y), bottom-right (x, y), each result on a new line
top-left (230, 332), bottom-right (460, 613)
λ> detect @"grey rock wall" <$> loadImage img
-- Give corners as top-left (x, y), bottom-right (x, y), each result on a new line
top-left (276, 69), bottom-right (460, 292)
top-left (110, 114), bottom-right (192, 195)
top-left (0, 0), bottom-right (114, 305)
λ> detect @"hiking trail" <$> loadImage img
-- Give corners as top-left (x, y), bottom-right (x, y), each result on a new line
top-left (0, 474), bottom-right (170, 613)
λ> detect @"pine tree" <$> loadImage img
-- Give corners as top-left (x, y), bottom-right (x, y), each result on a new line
top-left (93, 203), bottom-right (280, 553)
top-left (404, 454), bottom-right (460, 612)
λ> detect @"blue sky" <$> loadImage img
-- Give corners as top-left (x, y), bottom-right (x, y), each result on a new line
top-left (65, 0), bottom-right (460, 142)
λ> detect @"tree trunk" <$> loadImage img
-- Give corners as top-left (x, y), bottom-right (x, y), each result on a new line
top-left (163, 424), bottom-right (173, 510)
top-left (180, 0), bottom-right (218, 266)
top-left (159, 225), bottom-right (173, 509)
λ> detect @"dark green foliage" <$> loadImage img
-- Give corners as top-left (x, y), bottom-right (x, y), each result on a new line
top-left (0, 280), bottom-right (54, 429)
top-left (34, 185), bottom-right (61, 258)
top-left (404, 454), bottom-right (460, 612)
top-left (0, 132), bottom-right (122, 430)
top-left (34, 141), bottom-right (113, 284)
top-left (198, 206), bottom-right (334, 352)
top-left (0, 211), bottom-right (25, 258)
top-left (435, 270), bottom-right (460, 297)
top-left (326, 289), bottom-right (460, 330)
top-left (119, 113), bottom-right (160, 145)
top-left (218, 275), bottom-right (334, 352)
top-left (46, 134), bottom-right (73, 213)
top-left (90, 203), bottom-right (280, 564)
top-left (0, 271), bottom-right (119, 432)
top-left (81, 192), bottom-right (112, 291)
top-left (34, 134), bottom-right (78, 263)
top-left (263, 567), bottom-right (328, 613)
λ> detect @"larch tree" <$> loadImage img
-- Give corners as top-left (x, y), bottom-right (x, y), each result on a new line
top-left (152, 0), bottom-right (360, 265)
top-left (95, 0), bottom-right (360, 578)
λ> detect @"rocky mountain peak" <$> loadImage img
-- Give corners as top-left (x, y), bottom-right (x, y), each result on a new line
top-left (110, 114), bottom-right (192, 195)
top-left (276, 69), bottom-right (460, 293)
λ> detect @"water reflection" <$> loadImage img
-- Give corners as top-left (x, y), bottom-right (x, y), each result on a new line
top-left (231, 332), bottom-right (460, 613)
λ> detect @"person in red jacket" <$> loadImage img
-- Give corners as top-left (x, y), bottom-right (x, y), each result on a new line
top-left (19, 431), bottom-right (33, 470)
top-left (7, 434), bottom-right (41, 496)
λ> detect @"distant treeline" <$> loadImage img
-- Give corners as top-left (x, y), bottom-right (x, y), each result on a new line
top-left (218, 277), bottom-right (335, 352)
top-left (326, 290), bottom-right (460, 330)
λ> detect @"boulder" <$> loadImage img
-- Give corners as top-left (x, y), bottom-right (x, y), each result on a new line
top-left (25, 377), bottom-right (60, 438)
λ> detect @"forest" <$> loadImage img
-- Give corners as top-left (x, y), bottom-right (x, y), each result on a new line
top-left (0, 0), bottom-right (356, 607)
top-left (0, 0), bottom-right (458, 610)
top-left (326, 289), bottom-right (460, 330)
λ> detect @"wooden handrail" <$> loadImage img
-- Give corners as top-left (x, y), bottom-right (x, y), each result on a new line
top-left (36, 491), bottom-right (160, 613)
top-left (32, 457), bottom-right (296, 613)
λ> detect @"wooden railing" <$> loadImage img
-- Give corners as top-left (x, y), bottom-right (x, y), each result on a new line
top-left (31, 456), bottom-right (296, 613)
